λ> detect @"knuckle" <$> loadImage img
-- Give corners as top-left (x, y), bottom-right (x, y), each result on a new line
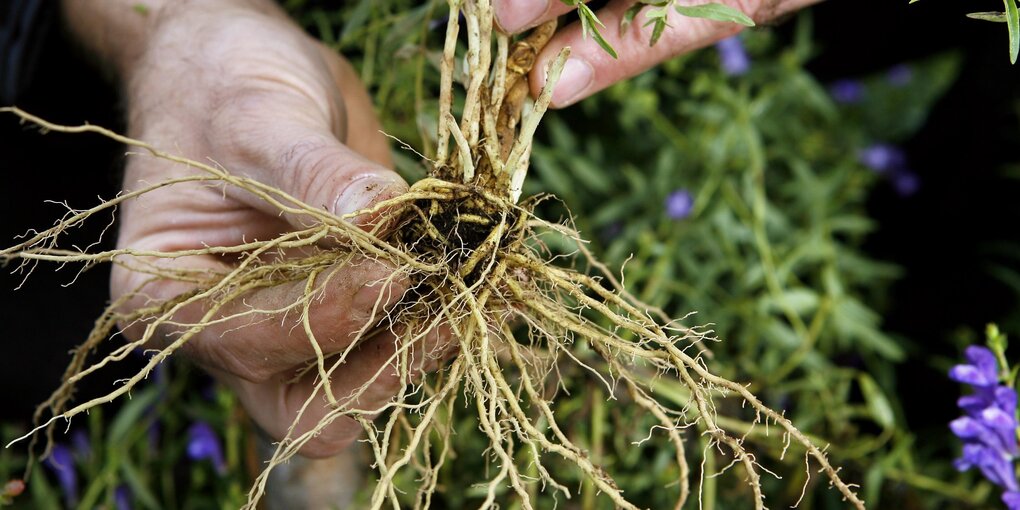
top-left (276, 136), bottom-right (370, 213)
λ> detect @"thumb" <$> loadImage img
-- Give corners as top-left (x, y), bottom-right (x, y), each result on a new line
top-left (231, 120), bottom-right (408, 233)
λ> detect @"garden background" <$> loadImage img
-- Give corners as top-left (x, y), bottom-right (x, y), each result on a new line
top-left (2, 0), bottom-right (1020, 508)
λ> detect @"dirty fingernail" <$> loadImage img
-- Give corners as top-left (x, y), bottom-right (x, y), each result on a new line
top-left (494, 0), bottom-right (548, 33)
top-left (551, 57), bottom-right (594, 107)
top-left (334, 175), bottom-right (405, 219)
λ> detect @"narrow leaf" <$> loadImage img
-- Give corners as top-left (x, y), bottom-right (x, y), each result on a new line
top-left (1005, 0), bottom-right (1020, 63)
top-left (621, 4), bottom-right (644, 34)
top-left (674, 3), bottom-right (755, 27)
top-left (858, 375), bottom-right (896, 429)
top-left (579, 4), bottom-right (619, 58)
top-left (651, 18), bottom-right (667, 46)
top-left (967, 11), bottom-right (1008, 22)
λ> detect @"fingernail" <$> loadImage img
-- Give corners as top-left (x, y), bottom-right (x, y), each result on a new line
top-left (551, 57), bottom-right (594, 107)
top-left (494, 0), bottom-right (548, 33)
top-left (333, 175), bottom-right (405, 219)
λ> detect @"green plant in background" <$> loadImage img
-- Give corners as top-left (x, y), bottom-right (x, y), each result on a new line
top-left (1, 362), bottom-right (249, 509)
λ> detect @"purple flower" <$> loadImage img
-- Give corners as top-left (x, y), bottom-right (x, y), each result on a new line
top-left (951, 345), bottom-right (1020, 500)
top-left (950, 346), bottom-right (1000, 387)
top-left (858, 144), bottom-right (906, 174)
top-left (115, 484), bottom-right (132, 510)
top-left (1005, 490), bottom-right (1020, 510)
top-left (71, 429), bottom-right (91, 462)
top-left (857, 143), bottom-right (922, 197)
top-left (891, 170), bottom-right (920, 197)
top-left (715, 36), bottom-right (750, 76)
top-left (187, 421), bottom-right (227, 474)
top-left (951, 414), bottom-right (1017, 456)
top-left (829, 79), bottom-right (865, 104)
top-left (664, 190), bottom-right (694, 220)
top-left (887, 64), bottom-right (912, 86)
top-left (44, 444), bottom-right (78, 508)
top-left (954, 443), bottom-right (1019, 490)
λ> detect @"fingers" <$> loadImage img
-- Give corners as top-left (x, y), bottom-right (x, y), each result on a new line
top-left (177, 257), bottom-right (408, 382)
top-left (232, 320), bottom-right (456, 458)
top-left (493, 0), bottom-right (585, 34)
top-left (264, 125), bottom-right (408, 232)
top-left (530, 0), bottom-right (819, 108)
top-left (208, 89), bottom-right (408, 233)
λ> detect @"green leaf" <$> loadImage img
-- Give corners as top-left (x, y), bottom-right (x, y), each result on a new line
top-left (674, 3), bottom-right (755, 27)
top-left (650, 18), bottom-right (668, 46)
top-left (858, 374), bottom-right (895, 429)
top-left (967, 11), bottom-right (1008, 22)
top-left (621, 4), bottom-right (644, 34)
top-left (107, 386), bottom-right (160, 444)
top-left (120, 461), bottom-right (162, 510)
top-left (1005, 0), bottom-right (1020, 63)
top-left (339, 0), bottom-right (373, 45)
top-left (578, 4), bottom-right (619, 58)
top-left (759, 288), bottom-right (820, 316)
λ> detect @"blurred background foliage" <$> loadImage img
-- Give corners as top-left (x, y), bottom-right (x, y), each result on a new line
top-left (3, 0), bottom-right (1020, 508)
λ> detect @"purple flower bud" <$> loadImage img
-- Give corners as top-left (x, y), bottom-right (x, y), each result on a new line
top-left (950, 346), bottom-right (1000, 387)
top-left (715, 36), bottom-right (750, 76)
top-left (1004, 490), bottom-right (1020, 510)
top-left (664, 190), bottom-right (694, 220)
top-left (858, 144), bottom-right (906, 174)
top-left (44, 444), bottom-right (78, 508)
top-left (891, 170), bottom-right (920, 197)
top-left (997, 387), bottom-right (1018, 415)
top-left (983, 406), bottom-right (1017, 431)
top-left (950, 416), bottom-right (984, 439)
top-left (959, 393), bottom-right (991, 416)
top-left (950, 365), bottom-right (996, 387)
top-left (829, 79), bottom-right (865, 104)
top-left (887, 64), bottom-right (912, 86)
top-left (71, 429), bottom-right (91, 462)
top-left (187, 422), bottom-right (227, 474)
top-left (956, 443), bottom-right (1019, 489)
top-left (115, 485), bottom-right (132, 510)
top-left (990, 454), bottom-right (1020, 491)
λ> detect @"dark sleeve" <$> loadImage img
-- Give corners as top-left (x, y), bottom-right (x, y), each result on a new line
top-left (0, 0), bottom-right (57, 105)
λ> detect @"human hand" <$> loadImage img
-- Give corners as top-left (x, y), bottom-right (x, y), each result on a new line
top-left (493, 0), bottom-right (819, 107)
top-left (64, 0), bottom-right (447, 457)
